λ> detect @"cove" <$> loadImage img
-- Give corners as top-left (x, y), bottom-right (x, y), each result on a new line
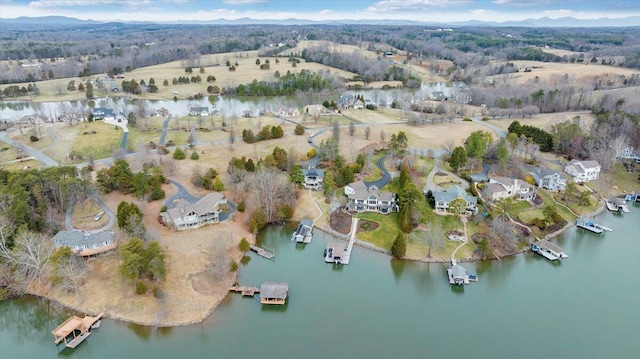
top-left (1, 208), bottom-right (639, 359)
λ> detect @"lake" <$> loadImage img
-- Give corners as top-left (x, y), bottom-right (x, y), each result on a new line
top-left (1, 206), bottom-right (639, 359)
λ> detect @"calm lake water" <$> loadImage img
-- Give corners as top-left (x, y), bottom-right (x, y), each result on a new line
top-left (1, 207), bottom-right (639, 359)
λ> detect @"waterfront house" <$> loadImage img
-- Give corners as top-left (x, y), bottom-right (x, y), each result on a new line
top-left (302, 167), bottom-right (324, 190)
top-left (53, 230), bottom-right (116, 257)
top-left (564, 160), bottom-right (601, 183)
top-left (260, 282), bottom-right (288, 305)
top-left (344, 181), bottom-right (399, 214)
top-left (433, 186), bottom-right (478, 215)
top-left (526, 165), bottom-right (567, 191)
top-left (160, 192), bottom-right (227, 230)
top-left (189, 106), bottom-right (209, 117)
top-left (484, 176), bottom-right (536, 202)
top-left (304, 104), bottom-right (330, 116)
top-left (276, 107), bottom-right (300, 117)
top-left (91, 108), bottom-right (115, 120)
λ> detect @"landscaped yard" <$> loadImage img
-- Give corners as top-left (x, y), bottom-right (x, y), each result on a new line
top-left (355, 212), bottom-right (401, 249)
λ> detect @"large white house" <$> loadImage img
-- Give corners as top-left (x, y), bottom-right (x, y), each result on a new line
top-left (564, 160), bottom-right (601, 183)
top-left (483, 176), bottom-right (536, 202)
top-left (161, 192), bottom-right (227, 230)
top-left (527, 166), bottom-right (567, 191)
top-left (344, 181), bottom-right (398, 214)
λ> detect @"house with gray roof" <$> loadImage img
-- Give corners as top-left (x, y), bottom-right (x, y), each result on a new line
top-left (53, 230), bottom-right (116, 257)
top-left (564, 160), bottom-right (600, 183)
top-left (303, 167), bottom-right (324, 190)
top-left (161, 192), bottom-right (226, 230)
top-left (484, 176), bottom-right (536, 202)
top-left (433, 186), bottom-right (478, 215)
top-left (344, 181), bottom-right (398, 214)
top-left (526, 165), bottom-right (567, 191)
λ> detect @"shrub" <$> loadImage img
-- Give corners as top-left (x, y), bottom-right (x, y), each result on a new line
top-left (173, 147), bottom-right (186, 160)
top-left (531, 218), bottom-right (546, 230)
top-left (462, 117), bottom-right (472, 122)
top-left (190, 151), bottom-right (200, 160)
top-left (135, 280), bottom-right (147, 295)
top-left (239, 237), bottom-right (251, 252)
top-left (237, 200), bottom-right (246, 212)
top-left (153, 287), bottom-right (164, 298)
top-left (391, 233), bottom-right (407, 259)
top-left (160, 205), bottom-right (168, 212)
top-left (29, 135), bottom-right (39, 142)
top-left (229, 260), bottom-right (238, 272)
top-left (481, 116), bottom-right (490, 121)
top-left (294, 124), bottom-right (305, 135)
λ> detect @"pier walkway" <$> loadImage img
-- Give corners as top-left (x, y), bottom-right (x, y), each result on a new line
top-left (228, 285), bottom-right (260, 297)
top-left (250, 245), bottom-right (275, 260)
top-left (341, 217), bottom-right (359, 264)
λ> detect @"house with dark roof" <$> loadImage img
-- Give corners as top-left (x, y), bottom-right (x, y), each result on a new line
top-left (302, 167), bottom-right (324, 190)
top-left (160, 192), bottom-right (226, 230)
top-left (53, 230), bottom-right (116, 257)
top-left (344, 181), bottom-right (398, 214)
top-left (526, 165), bottom-right (566, 191)
top-left (91, 107), bottom-right (115, 120)
top-left (484, 176), bottom-right (536, 202)
top-left (433, 186), bottom-right (478, 215)
top-left (564, 160), bottom-right (601, 183)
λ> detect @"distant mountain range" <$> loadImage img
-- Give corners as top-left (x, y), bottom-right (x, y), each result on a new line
top-left (1, 15), bottom-right (639, 28)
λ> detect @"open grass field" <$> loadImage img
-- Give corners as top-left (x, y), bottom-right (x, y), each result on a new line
top-left (356, 212), bottom-right (401, 249)
top-left (71, 197), bottom-right (109, 231)
top-left (69, 122), bottom-right (123, 162)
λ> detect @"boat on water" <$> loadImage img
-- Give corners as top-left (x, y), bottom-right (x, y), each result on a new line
top-left (447, 259), bottom-right (478, 285)
top-left (532, 240), bottom-right (568, 261)
top-left (606, 197), bottom-right (630, 213)
top-left (576, 217), bottom-right (611, 233)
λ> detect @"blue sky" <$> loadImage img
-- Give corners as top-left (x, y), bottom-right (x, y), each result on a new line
top-left (0, 0), bottom-right (638, 22)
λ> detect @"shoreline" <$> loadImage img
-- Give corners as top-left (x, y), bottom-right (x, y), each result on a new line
top-left (17, 202), bottom-right (610, 328)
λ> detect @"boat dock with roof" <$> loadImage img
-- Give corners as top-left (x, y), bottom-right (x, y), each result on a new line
top-left (532, 240), bottom-right (568, 261)
top-left (291, 219), bottom-right (313, 243)
top-left (52, 313), bottom-right (103, 349)
top-left (447, 260), bottom-right (478, 285)
top-left (576, 217), bottom-right (611, 233)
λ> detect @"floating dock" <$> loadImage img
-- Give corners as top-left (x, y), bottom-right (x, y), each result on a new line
top-left (606, 197), bottom-right (630, 213)
top-left (576, 217), bottom-right (611, 233)
top-left (52, 313), bottom-right (103, 349)
top-left (250, 245), bottom-right (275, 259)
top-left (447, 260), bottom-right (477, 285)
top-left (324, 243), bottom-right (345, 264)
top-left (291, 219), bottom-right (313, 243)
top-left (532, 240), bottom-right (568, 261)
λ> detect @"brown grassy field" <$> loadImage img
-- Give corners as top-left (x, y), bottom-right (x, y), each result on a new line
top-left (487, 111), bottom-right (596, 132)
top-left (489, 60), bottom-right (640, 86)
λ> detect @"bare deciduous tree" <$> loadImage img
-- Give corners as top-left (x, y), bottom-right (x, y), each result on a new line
top-left (364, 126), bottom-right (371, 140)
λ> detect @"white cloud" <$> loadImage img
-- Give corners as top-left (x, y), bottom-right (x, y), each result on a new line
top-left (367, 0), bottom-right (470, 12)
top-left (319, 9), bottom-right (334, 15)
top-left (29, 0), bottom-right (128, 8)
top-left (220, 0), bottom-right (268, 5)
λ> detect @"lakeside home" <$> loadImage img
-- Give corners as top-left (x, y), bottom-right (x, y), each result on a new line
top-left (564, 160), bottom-right (601, 183)
top-left (302, 167), bottom-right (324, 190)
top-left (526, 165), bottom-right (567, 191)
top-left (344, 181), bottom-right (398, 214)
top-left (483, 176), bottom-right (536, 202)
top-left (161, 192), bottom-right (227, 230)
top-left (53, 230), bottom-right (116, 257)
top-left (433, 186), bottom-right (478, 215)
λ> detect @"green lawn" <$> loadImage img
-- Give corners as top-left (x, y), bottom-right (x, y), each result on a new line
top-left (609, 164), bottom-right (640, 193)
top-left (69, 122), bottom-right (122, 162)
top-left (356, 212), bottom-right (401, 249)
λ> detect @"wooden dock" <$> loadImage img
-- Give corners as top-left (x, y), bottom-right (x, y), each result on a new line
top-left (250, 245), bottom-right (274, 259)
top-left (52, 312), bottom-right (103, 349)
top-left (228, 285), bottom-right (260, 297)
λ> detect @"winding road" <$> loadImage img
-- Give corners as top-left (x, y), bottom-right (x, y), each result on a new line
top-left (65, 191), bottom-right (116, 232)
